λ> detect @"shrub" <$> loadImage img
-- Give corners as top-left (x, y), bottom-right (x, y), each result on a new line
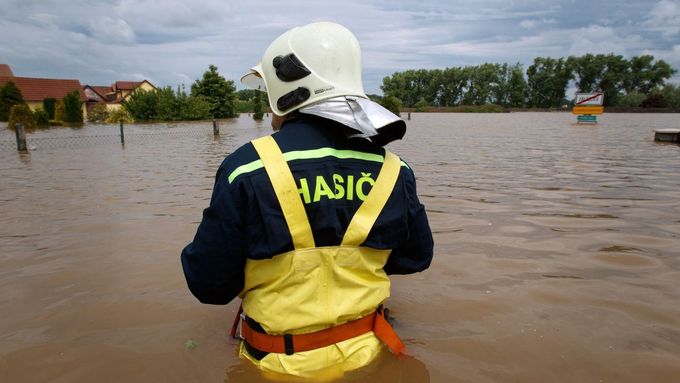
top-left (659, 84), bottom-right (680, 108)
top-left (88, 103), bottom-right (109, 123)
top-left (641, 93), bottom-right (667, 108)
top-left (8, 104), bottom-right (37, 130)
top-left (43, 97), bottom-right (57, 119)
top-left (181, 95), bottom-right (212, 120)
top-left (106, 107), bottom-right (133, 124)
top-left (617, 92), bottom-right (646, 107)
top-left (0, 81), bottom-right (25, 121)
top-left (414, 98), bottom-right (429, 112)
top-left (122, 89), bottom-right (158, 121)
top-left (62, 90), bottom-right (83, 123)
top-left (234, 99), bottom-right (255, 113)
top-left (380, 96), bottom-right (402, 116)
top-left (33, 107), bottom-right (50, 128)
top-left (54, 100), bottom-right (65, 122)
top-left (452, 104), bottom-right (505, 113)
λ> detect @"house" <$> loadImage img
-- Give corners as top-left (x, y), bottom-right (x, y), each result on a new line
top-left (0, 64), bottom-right (13, 77)
top-left (83, 80), bottom-right (156, 112)
top-left (0, 64), bottom-right (87, 118)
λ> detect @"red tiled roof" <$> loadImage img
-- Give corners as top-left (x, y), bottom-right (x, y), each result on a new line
top-left (0, 64), bottom-right (13, 77)
top-left (0, 76), bottom-right (87, 102)
top-left (114, 81), bottom-right (142, 90)
top-left (84, 85), bottom-right (114, 100)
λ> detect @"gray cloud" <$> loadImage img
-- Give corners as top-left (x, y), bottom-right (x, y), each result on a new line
top-left (1, 0), bottom-right (678, 94)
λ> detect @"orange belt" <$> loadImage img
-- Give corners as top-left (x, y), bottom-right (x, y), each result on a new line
top-left (232, 307), bottom-right (405, 356)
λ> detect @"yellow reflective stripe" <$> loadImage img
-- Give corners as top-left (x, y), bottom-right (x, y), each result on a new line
top-left (228, 159), bottom-right (264, 183)
top-left (228, 147), bottom-right (410, 184)
top-left (251, 136), bottom-right (315, 249)
top-left (341, 150), bottom-right (400, 246)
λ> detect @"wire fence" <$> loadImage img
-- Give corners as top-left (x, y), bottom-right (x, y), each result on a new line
top-left (1, 123), bottom-right (222, 151)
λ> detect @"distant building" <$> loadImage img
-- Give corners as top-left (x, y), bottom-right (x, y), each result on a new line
top-left (83, 80), bottom-right (157, 112)
top-left (0, 64), bottom-right (87, 118)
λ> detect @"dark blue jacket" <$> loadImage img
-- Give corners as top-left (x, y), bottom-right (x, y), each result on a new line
top-left (181, 114), bottom-right (433, 304)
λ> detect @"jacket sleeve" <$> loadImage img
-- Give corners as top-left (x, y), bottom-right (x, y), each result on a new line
top-left (383, 169), bottom-right (434, 275)
top-left (180, 167), bottom-right (246, 304)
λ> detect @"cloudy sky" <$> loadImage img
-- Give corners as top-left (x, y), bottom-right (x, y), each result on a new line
top-left (1, 0), bottom-right (679, 95)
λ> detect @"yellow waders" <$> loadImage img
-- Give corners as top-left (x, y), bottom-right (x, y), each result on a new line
top-left (238, 136), bottom-right (402, 378)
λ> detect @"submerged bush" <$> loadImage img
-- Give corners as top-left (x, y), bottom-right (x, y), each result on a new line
top-left (106, 107), bottom-right (133, 124)
top-left (43, 97), bottom-right (57, 119)
top-left (8, 104), bottom-right (37, 130)
top-left (33, 107), bottom-right (50, 128)
top-left (62, 90), bottom-right (83, 123)
top-left (88, 103), bottom-right (109, 123)
top-left (380, 96), bottom-right (402, 115)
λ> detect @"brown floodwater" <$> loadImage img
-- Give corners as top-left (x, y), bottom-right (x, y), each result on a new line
top-left (1, 113), bottom-right (679, 382)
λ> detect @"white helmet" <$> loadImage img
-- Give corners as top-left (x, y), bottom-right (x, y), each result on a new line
top-left (240, 22), bottom-right (367, 116)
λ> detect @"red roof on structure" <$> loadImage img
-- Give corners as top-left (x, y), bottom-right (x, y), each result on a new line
top-left (0, 64), bottom-right (13, 77)
top-left (114, 81), bottom-right (142, 90)
top-left (86, 85), bottom-right (115, 99)
top-left (0, 76), bottom-right (87, 102)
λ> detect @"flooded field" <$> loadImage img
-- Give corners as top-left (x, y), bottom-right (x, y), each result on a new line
top-left (1, 113), bottom-right (679, 382)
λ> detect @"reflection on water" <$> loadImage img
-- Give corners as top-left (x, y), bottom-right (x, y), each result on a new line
top-left (1, 114), bottom-right (679, 382)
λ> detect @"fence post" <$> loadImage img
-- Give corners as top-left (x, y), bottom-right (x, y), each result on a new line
top-left (15, 123), bottom-right (27, 152)
top-left (213, 119), bottom-right (219, 136)
top-left (119, 122), bottom-right (125, 144)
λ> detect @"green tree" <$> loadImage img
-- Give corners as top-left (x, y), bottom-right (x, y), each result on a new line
top-left (439, 67), bottom-right (468, 106)
top-left (8, 103), bottom-right (37, 130)
top-left (506, 63), bottom-right (528, 107)
top-left (62, 90), bottom-right (83, 123)
top-left (43, 97), bottom-right (57, 119)
top-left (625, 55), bottom-right (676, 94)
top-left (0, 81), bottom-right (25, 121)
top-left (123, 89), bottom-right (159, 121)
top-left (571, 54), bottom-right (603, 93)
top-left (253, 91), bottom-right (264, 120)
top-left (598, 54), bottom-right (628, 106)
top-left (191, 65), bottom-right (237, 118)
top-left (526, 57), bottom-right (573, 107)
top-left (381, 69), bottom-right (433, 107)
top-left (466, 63), bottom-right (501, 105)
top-left (572, 54), bottom-right (638, 106)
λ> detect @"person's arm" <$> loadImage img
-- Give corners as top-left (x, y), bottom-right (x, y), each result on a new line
top-left (181, 167), bottom-right (245, 304)
top-left (384, 170), bottom-right (433, 275)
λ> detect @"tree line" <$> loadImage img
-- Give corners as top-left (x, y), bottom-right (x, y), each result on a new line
top-left (380, 54), bottom-right (678, 109)
top-left (5, 54), bottom-right (677, 129)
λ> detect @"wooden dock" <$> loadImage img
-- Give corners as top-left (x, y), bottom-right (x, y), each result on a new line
top-left (654, 129), bottom-right (680, 143)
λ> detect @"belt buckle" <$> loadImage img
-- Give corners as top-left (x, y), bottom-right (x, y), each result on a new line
top-left (237, 312), bottom-right (246, 340)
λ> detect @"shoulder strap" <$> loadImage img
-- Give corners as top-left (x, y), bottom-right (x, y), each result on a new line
top-left (341, 150), bottom-right (401, 246)
top-left (251, 136), bottom-right (315, 249)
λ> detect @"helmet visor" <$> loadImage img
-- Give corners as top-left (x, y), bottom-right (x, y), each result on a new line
top-left (240, 65), bottom-right (267, 91)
